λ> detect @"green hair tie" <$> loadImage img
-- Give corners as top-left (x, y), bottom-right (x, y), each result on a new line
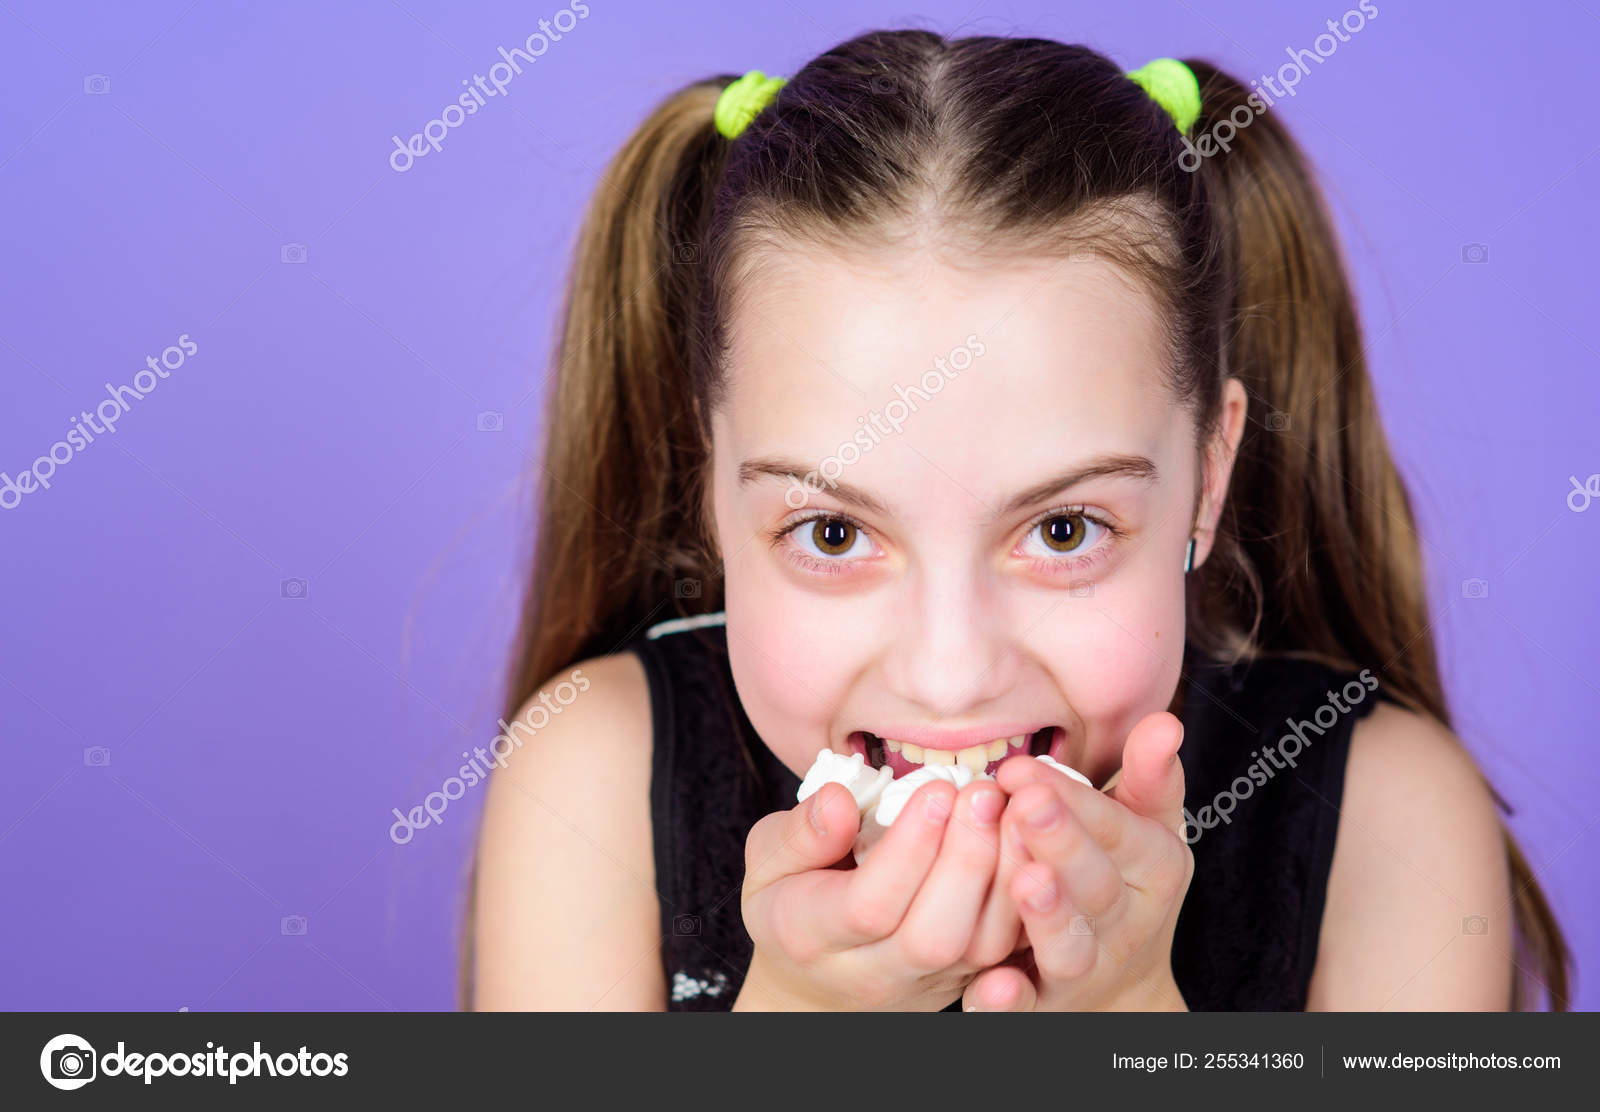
top-left (1125, 58), bottom-right (1201, 133)
top-left (714, 60), bottom-right (1195, 140)
top-left (715, 69), bottom-right (787, 139)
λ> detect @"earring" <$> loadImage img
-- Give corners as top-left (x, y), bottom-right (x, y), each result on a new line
top-left (1183, 537), bottom-right (1196, 574)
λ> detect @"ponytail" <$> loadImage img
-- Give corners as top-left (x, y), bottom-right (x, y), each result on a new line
top-left (1183, 60), bottom-right (1570, 1010)
top-left (512, 78), bottom-right (730, 691)
top-left (459, 78), bottom-right (732, 1009)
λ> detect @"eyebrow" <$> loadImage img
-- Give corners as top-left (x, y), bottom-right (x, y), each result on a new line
top-left (738, 453), bottom-right (1160, 519)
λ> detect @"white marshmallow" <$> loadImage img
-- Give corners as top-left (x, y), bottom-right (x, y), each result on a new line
top-left (795, 748), bottom-right (893, 814)
top-left (795, 749), bottom-right (1097, 868)
top-left (1034, 754), bottom-right (1093, 787)
top-left (872, 763), bottom-right (980, 824)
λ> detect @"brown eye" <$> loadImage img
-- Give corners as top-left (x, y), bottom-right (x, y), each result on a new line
top-left (1039, 513), bottom-right (1087, 553)
top-left (811, 518), bottom-right (857, 556)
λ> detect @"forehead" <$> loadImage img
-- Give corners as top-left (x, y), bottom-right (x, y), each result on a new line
top-left (717, 243), bottom-right (1184, 505)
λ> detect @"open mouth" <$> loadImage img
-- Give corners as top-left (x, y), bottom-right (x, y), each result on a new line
top-left (851, 727), bottom-right (1059, 780)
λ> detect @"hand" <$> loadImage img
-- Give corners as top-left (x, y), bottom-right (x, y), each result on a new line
top-left (736, 775), bottom-right (1021, 1010)
top-left (961, 712), bottom-right (1194, 1011)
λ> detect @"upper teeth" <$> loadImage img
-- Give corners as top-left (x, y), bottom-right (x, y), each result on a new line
top-left (882, 734), bottom-right (1032, 770)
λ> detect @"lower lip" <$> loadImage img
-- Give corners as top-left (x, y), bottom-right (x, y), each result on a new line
top-left (848, 727), bottom-right (1060, 779)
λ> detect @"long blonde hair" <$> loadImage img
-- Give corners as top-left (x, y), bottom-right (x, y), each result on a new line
top-left (460, 30), bottom-right (1569, 1010)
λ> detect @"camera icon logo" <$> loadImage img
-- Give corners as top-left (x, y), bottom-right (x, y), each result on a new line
top-left (280, 243), bottom-right (308, 264)
top-left (40, 1034), bottom-right (97, 1090)
top-left (1069, 580), bottom-right (1094, 598)
top-left (83, 74), bottom-right (111, 95)
top-left (1069, 915), bottom-right (1096, 935)
top-left (673, 241), bottom-right (702, 264)
top-left (281, 577), bottom-right (308, 599)
top-left (674, 579), bottom-right (702, 599)
top-left (1461, 577), bottom-right (1489, 599)
top-left (1266, 410), bottom-right (1291, 432)
top-left (281, 915), bottom-right (308, 936)
top-left (1462, 915), bottom-right (1489, 935)
top-left (476, 411), bottom-right (504, 432)
top-left (83, 746), bottom-right (112, 767)
top-left (672, 914), bottom-right (701, 936)
top-left (1461, 243), bottom-right (1489, 264)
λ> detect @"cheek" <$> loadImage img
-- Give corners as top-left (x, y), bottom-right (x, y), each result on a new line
top-left (1029, 576), bottom-right (1186, 758)
top-left (723, 575), bottom-right (867, 778)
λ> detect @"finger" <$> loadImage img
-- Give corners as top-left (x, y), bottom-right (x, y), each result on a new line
top-left (1011, 860), bottom-right (1098, 982)
top-left (837, 780), bottom-right (957, 944)
top-left (967, 797), bottom-right (1031, 965)
top-left (962, 960), bottom-right (1038, 1012)
top-left (995, 749), bottom-right (1091, 796)
top-left (1102, 716), bottom-right (1194, 899)
top-left (746, 863), bottom-right (857, 959)
top-left (1108, 712), bottom-right (1186, 838)
top-left (743, 782), bottom-right (860, 894)
top-left (893, 780), bottom-right (1004, 969)
top-left (996, 727), bottom-right (1176, 871)
top-left (1006, 782), bottom-right (1125, 921)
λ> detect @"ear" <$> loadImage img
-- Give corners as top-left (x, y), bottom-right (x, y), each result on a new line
top-left (1190, 377), bottom-right (1248, 571)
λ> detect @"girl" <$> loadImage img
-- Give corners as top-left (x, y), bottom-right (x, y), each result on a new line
top-left (462, 30), bottom-right (1569, 1011)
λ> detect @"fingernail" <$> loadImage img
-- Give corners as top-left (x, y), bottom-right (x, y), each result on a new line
top-left (1023, 796), bottom-right (1061, 831)
top-left (809, 792), bottom-right (828, 836)
top-left (971, 788), bottom-right (1003, 825)
top-left (925, 793), bottom-right (951, 825)
top-left (1026, 881), bottom-right (1058, 913)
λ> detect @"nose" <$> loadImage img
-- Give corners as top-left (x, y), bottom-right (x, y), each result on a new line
top-left (879, 573), bottom-right (1021, 718)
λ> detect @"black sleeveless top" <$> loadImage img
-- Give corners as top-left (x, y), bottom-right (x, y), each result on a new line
top-left (631, 615), bottom-right (1393, 1011)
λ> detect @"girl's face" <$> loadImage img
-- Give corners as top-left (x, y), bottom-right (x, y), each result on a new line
top-left (709, 242), bottom-right (1245, 786)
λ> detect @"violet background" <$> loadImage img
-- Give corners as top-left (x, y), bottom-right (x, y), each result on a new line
top-left (2, 0), bottom-right (1596, 1010)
